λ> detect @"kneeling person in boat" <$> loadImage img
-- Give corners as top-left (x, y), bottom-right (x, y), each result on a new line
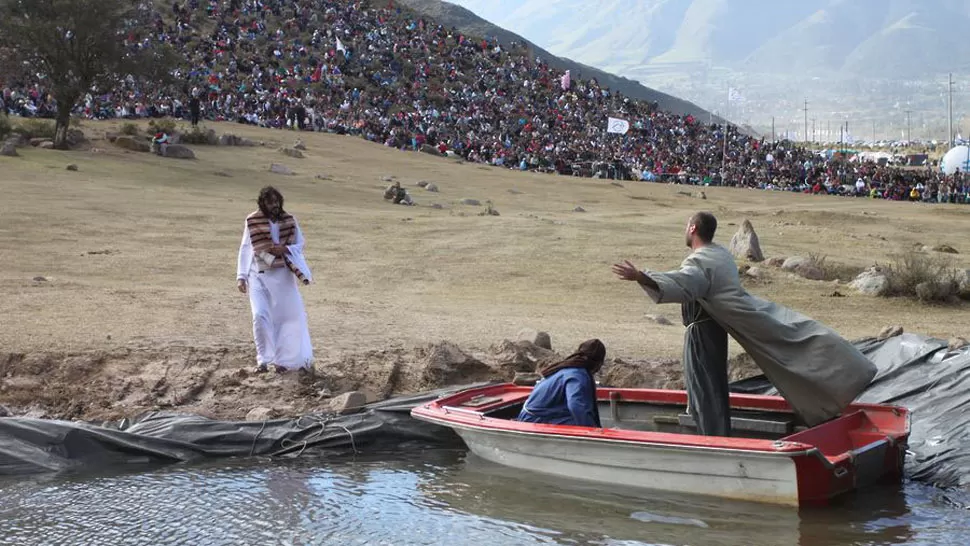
top-left (517, 339), bottom-right (605, 428)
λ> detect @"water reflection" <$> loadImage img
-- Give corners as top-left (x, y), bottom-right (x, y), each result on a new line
top-left (0, 451), bottom-right (966, 546)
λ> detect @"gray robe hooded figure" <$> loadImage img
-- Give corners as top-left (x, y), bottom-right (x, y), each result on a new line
top-left (642, 244), bottom-right (876, 427)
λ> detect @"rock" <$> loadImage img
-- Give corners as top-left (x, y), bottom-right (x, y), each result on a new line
top-left (915, 281), bottom-right (938, 302)
top-left (507, 189), bottom-right (523, 195)
top-left (328, 391), bottom-right (367, 415)
top-left (517, 329), bottom-right (552, 350)
top-left (269, 164), bottom-right (294, 175)
top-left (827, 290), bottom-right (846, 298)
top-left (64, 129), bottom-right (86, 147)
top-left (32, 276), bottom-right (48, 282)
top-left (0, 140), bottom-right (18, 157)
top-left (416, 181), bottom-right (429, 188)
top-left (932, 244), bottom-right (959, 254)
top-left (745, 266), bottom-right (763, 279)
top-left (381, 176), bottom-right (394, 182)
top-left (218, 133), bottom-right (255, 146)
top-left (480, 203), bottom-right (500, 216)
top-left (645, 314), bottom-right (674, 326)
top-left (245, 407), bottom-right (279, 421)
top-left (793, 262), bottom-right (825, 281)
top-left (39, 141), bottom-right (54, 149)
top-left (0, 405), bottom-right (9, 417)
top-left (24, 408), bottom-right (50, 420)
top-left (765, 257), bottom-right (786, 267)
top-left (781, 256), bottom-right (808, 271)
top-left (430, 203), bottom-right (443, 209)
top-left (162, 144), bottom-right (196, 159)
top-left (729, 219), bottom-right (765, 262)
top-left (958, 269), bottom-right (970, 299)
top-left (512, 372), bottom-right (541, 386)
top-left (573, 206), bottom-right (586, 212)
top-left (114, 135), bottom-right (150, 153)
top-left (105, 132), bottom-right (120, 143)
top-left (420, 144), bottom-right (440, 156)
top-left (490, 339), bottom-right (560, 374)
top-left (419, 341), bottom-right (493, 387)
top-left (425, 183), bottom-right (439, 192)
top-left (459, 198), bottom-right (481, 206)
top-left (948, 337), bottom-right (969, 351)
top-left (29, 137), bottom-right (47, 147)
top-left (699, 191), bottom-right (707, 200)
top-left (877, 326), bottom-right (904, 340)
top-left (293, 139), bottom-right (307, 151)
top-left (849, 267), bottom-right (890, 296)
top-left (280, 147), bottom-right (304, 159)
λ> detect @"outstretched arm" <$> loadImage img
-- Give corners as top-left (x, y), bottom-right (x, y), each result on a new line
top-left (613, 259), bottom-right (710, 304)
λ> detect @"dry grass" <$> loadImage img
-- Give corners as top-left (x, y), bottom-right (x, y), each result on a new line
top-left (807, 252), bottom-right (865, 282)
top-left (883, 250), bottom-right (962, 303)
top-left (1, 119), bottom-right (969, 363)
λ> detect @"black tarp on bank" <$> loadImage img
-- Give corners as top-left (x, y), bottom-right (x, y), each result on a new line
top-left (731, 334), bottom-right (970, 489)
top-left (1, 335), bottom-right (969, 491)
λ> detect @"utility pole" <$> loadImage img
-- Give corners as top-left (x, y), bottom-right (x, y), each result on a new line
top-left (803, 99), bottom-right (808, 144)
top-left (905, 110), bottom-right (912, 143)
top-left (949, 73), bottom-right (954, 147)
top-left (812, 118), bottom-right (816, 143)
top-left (872, 120), bottom-right (876, 143)
top-left (771, 116), bottom-right (775, 143)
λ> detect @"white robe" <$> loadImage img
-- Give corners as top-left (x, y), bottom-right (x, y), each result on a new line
top-left (237, 218), bottom-right (313, 369)
top-left (640, 244), bottom-right (876, 426)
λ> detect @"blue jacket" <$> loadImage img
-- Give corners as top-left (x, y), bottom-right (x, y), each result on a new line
top-left (516, 367), bottom-right (601, 428)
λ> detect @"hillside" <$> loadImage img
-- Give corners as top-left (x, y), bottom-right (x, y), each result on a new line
top-left (397, 0), bottom-right (726, 123)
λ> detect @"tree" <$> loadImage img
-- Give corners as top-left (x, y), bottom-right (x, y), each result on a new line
top-left (0, 0), bottom-right (177, 149)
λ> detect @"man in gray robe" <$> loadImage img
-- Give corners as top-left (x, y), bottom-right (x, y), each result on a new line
top-left (680, 300), bottom-right (731, 436)
top-left (613, 212), bottom-right (876, 427)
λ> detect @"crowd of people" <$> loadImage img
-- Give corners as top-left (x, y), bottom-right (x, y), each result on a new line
top-left (2, 0), bottom-right (968, 204)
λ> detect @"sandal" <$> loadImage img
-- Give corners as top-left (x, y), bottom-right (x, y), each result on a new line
top-left (253, 364), bottom-right (269, 374)
top-left (273, 364), bottom-right (287, 374)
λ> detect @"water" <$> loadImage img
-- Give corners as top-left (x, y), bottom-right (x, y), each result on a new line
top-left (0, 450), bottom-right (967, 546)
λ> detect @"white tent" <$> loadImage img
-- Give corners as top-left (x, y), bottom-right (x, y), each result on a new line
top-left (940, 145), bottom-right (970, 174)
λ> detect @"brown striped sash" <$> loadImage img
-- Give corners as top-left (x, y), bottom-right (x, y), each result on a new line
top-left (246, 211), bottom-right (309, 285)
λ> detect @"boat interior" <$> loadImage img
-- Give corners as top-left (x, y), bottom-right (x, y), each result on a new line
top-left (456, 389), bottom-right (809, 441)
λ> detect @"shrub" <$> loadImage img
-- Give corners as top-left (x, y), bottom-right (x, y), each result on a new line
top-left (179, 125), bottom-right (211, 144)
top-left (147, 118), bottom-right (177, 135)
top-left (13, 118), bottom-right (56, 139)
top-left (0, 114), bottom-right (10, 139)
top-left (807, 253), bottom-right (865, 282)
top-left (120, 122), bottom-right (140, 136)
top-left (883, 250), bottom-right (961, 303)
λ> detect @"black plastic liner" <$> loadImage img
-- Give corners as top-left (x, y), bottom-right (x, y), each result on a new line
top-left (732, 334), bottom-right (970, 489)
top-left (2, 335), bottom-right (968, 491)
top-left (0, 385), bottom-right (478, 476)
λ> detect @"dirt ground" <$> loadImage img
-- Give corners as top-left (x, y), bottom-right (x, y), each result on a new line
top-left (1, 120), bottom-right (968, 421)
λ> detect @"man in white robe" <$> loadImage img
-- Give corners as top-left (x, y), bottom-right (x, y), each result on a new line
top-left (237, 186), bottom-right (314, 373)
top-left (613, 212), bottom-right (876, 427)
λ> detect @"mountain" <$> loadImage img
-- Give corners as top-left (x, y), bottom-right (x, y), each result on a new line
top-left (446, 0), bottom-right (970, 79)
top-left (397, 0), bottom-right (727, 123)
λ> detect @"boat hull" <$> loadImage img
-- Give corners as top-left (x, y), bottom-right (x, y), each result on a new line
top-left (411, 384), bottom-right (909, 506)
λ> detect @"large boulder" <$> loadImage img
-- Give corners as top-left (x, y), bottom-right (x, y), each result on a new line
top-left (162, 144), bottom-right (196, 160)
top-left (729, 219), bottom-right (765, 262)
top-left (328, 391), bottom-right (367, 415)
top-left (489, 339), bottom-right (560, 376)
top-left (958, 269), bottom-right (970, 299)
top-left (66, 128), bottom-right (86, 147)
top-left (459, 198), bottom-right (481, 206)
top-left (269, 163), bottom-right (294, 175)
top-left (114, 135), bottom-right (150, 153)
top-left (245, 406), bottom-right (279, 421)
top-left (781, 256), bottom-right (808, 271)
top-left (280, 147), bottom-right (304, 159)
top-left (516, 328), bottom-right (552, 350)
top-left (418, 341), bottom-right (493, 387)
top-left (0, 140), bottom-right (18, 157)
top-left (293, 139), bottom-right (307, 151)
top-left (849, 267), bottom-right (890, 296)
top-left (420, 144), bottom-right (440, 156)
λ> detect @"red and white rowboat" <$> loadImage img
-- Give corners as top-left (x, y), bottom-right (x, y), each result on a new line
top-left (411, 384), bottom-right (910, 506)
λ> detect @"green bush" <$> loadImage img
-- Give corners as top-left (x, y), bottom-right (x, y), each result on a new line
top-left (13, 118), bottom-right (56, 139)
top-left (147, 118), bottom-right (177, 135)
top-left (179, 125), bottom-right (211, 145)
top-left (120, 122), bottom-right (140, 136)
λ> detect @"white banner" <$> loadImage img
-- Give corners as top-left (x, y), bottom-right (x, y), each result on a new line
top-left (607, 117), bottom-right (630, 135)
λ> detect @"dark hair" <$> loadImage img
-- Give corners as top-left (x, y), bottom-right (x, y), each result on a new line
top-left (258, 186), bottom-right (285, 216)
top-left (690, 211), bottom-right (717, 242)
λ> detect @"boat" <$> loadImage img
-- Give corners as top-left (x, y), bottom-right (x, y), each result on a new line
top-left (411, 383), bottom-right (910, 507)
